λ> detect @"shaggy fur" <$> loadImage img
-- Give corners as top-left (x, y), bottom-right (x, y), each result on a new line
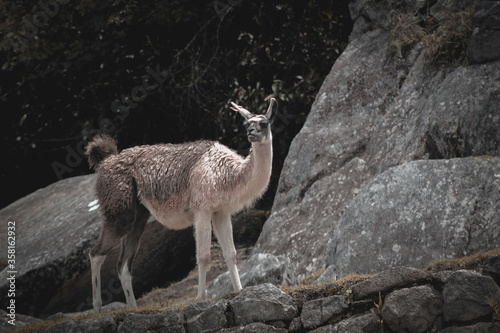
top-left (86, 98), bottom-right (276, 312)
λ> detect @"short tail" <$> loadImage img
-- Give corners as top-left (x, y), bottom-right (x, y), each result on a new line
top-left (85, 134), bottom-right (118, 170)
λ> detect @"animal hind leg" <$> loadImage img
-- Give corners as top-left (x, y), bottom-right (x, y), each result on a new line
top-left (89, 226), bottom-right (122, 313)
top-left (212, 212), bottom-right (242, 292)
top-left (116, 205), bottom-right (149, 308)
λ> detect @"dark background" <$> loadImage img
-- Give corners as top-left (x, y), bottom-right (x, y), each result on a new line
top-left (0, 0), bottom-right (352, 209)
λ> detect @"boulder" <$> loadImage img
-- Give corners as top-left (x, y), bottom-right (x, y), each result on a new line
top-left (301, 295), bottom-right (348, 329)
top-left (442, 270), bottom-right (500, 322)
top-left (207, 253), bottom-right (294, 299)
top-left (483, 255), bottom-right (500, 286)
top-left (253, 0), bottom-right (500, 282)
top-left (229, 283), bottom-right (298, 326)
top-left (467, 1), bottom-right (500, 63)
top-left (44, 315), bottom-right (116, 333)
top-left (333, 311), bottom-right (382, 333)
top-left (184, 300), bottom-right (227, 333)
top-left (117, 309), bottom-right (185, 333)
top-left (351, 267), bottom-right (431, 301)
top-left (381, 285), bottom-right (443, 333)
top-left (310, 310), bottom-right (382, 333)
top-left (0, 174), bottom-right (196, 317)
top-left (326, 158), bottom-right (500, 278)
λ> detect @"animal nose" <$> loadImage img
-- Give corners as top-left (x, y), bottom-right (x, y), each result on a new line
top-left (247, 128), bottom-right (257, 136)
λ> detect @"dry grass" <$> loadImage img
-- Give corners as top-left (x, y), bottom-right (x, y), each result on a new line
top-left (387, 0), bottom-right (477, 66)
top-left (388, 12), bottom-right (427, 61)
top-left (423, 8), bottom-right (476, 64)
top-left (424, 249), bottom-right (500, 272)
top-left (282, 274), bottom-right (372, 307)
top-left (298, 267), bottom-right (327, 285)
top-left (487, 297), bottom-right (500, 321)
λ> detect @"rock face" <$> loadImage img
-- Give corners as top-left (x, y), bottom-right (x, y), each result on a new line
top-left (325, 158), bottom-right (500, 277)
top-left (253, 0), bottom-right (500, 280)
top-left (0, 174), bottom-right (196, 317)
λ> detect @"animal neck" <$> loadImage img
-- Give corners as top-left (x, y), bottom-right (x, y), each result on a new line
top-left (240, 138), bottom-right (273, 200)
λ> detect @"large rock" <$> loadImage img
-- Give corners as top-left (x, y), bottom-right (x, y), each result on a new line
top-left (301, 295), bottom-right (348, 329)
top-left (229, 283), bottom-right (298, 326)
top-left (184, 300), bottom-right (227, 333)
top-left (253, 0), bottom-right (500, 281)
top-left (326, 158), bottom-right (500, 277)
top-left (381, 285), bottom-right (443, 333)
top-left (207, 253), bottom-right (294, 298)
top-left (0, 174), bottom-right (196, 317)
top-left (351, 267), bottom-right (431, 301)
top-left (442, 270), bottom-right (500, 322)
top-left (310, 310), bottom-right (382, 333)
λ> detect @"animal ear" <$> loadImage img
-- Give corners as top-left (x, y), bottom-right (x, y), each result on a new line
top-left (265, 98), bottom-right (277, 124)
top-left (230, 102), bottom-right (253, 120)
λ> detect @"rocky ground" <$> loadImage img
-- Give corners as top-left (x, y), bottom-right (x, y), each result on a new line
top-left (3, 250), bottom-right (500, 333)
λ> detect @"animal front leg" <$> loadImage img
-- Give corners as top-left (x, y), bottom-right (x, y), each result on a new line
top-left (195, 212), bottom-right (212, 299)
top-left (118, 264), bottom-right (137, 308)
top-left (212, 212), bottom-right (242, 292)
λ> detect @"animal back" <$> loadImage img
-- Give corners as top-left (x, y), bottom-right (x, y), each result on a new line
top-left (131, 140), bottom-right (215, 202)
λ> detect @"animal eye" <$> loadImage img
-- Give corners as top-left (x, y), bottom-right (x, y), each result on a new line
top-left (260, 121), bottom-right (268, 128)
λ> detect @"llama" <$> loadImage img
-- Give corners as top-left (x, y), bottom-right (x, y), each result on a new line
top-left (85, 98), bottom-right (276, 312)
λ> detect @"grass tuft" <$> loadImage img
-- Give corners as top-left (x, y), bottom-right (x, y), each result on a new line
top-left (282, 274), bottom-right (372, 307)
top-left (423, 8), bottom-right (476, 65)
top-left (424, 249), bottom-right (500, 272)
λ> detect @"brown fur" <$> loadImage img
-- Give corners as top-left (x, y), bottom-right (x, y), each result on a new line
top-left (85, 134), bottom-right (119, 170)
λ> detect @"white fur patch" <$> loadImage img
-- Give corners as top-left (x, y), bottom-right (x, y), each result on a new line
top-left (88, 199), bottom-right (100, 211)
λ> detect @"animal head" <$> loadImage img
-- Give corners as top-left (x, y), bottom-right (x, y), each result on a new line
top-left (230, 98), bottom-right (276, 144)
